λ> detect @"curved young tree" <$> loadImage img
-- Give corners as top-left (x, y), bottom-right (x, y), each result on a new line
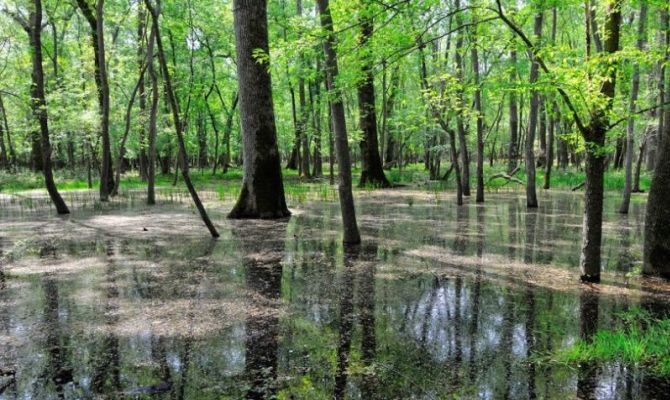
top-left (316, 0), bottom-right (361, 245)
top-left (228, 0), bottom-right (290, 219)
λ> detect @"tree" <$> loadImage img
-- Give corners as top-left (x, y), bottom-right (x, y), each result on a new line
top-left (525, 11), bottom-right (543, 209)
top-left (620, 0), bottom-right (648, 214)
top-left (74, 0), bottom-right (114, 201)
top-left (5, 0), bottom-right (69, 214)
top-left (496, 0), bottom-right (624, 282)
top-left (144, 0), bottom-right (219, 237)
top-left (228, 0), bottom-right (290, 219)
top-left (644, 6), bottom-right (670, 279)
top-left (317, 0), bottom-right (361, 245)
top-left (357, 0), bottom-right (390, 188)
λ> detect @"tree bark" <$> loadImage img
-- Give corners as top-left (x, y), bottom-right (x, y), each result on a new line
top-left (580, 0), bottom-right (623, 283)
top-left (317, 0), bottom-right (361, 245)
top-left (454, 0), bottom-right (470, 196)
top-left (147, 23), bottom-right (158, 205)
top-left (28, 0), bottom-right (69, 214)
top-left (75, 0), bottom-right (114, 201)
top-left (137, 4), bottom-right (149, 181)
top-left (620, 0), bottom-right (648, 214)
top-left (525, 11), bottom-right (543, 208)
top-left (471, 16), bottom-right (485, 203)
top-left (145, 0), bottom-right (219, 237)
top-left (229, 0), bottom-right (290, 220)
top-left (508, 48), bottom-right (519, 174)
top-left (544, 7), bottom-right (558, 190)
top-left (357, 0), bottom-right (390, 188)
top-left (644, 8), bottom-right (670, 279)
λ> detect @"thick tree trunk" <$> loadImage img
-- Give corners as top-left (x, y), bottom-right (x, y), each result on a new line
top-left (145, 0), bottom-right (219, 237)
top-left (317, 0), bottom-right (361, 245)
top-left (29, 0), bottom-right (69, 214)
top-left (525, 12), bottom-right (543, 208)
top-left (644, 118), bottom-right (670, 278)
top-left (644, 9), bottom-right (670, 278)
top-left (229, 0), bottom-right (290, 220)
top-left (508, 48), bottom-right (519, 174)
top-left (620, 0), bottom-right (648, 214)
top-left (580, 125), bottom-right (607, 282)
top-left (357, 1), bottom-right (389, 188)
top-left (580, 0), bottom-right (622, 283)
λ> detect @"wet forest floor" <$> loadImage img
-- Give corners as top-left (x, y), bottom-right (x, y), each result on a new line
top-left (1, 186), bottom-right (669, 399)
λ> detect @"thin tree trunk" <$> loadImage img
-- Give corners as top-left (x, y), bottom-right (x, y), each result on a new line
top-left (525, 11), bottom-right (543, 208)
top-left (508, 48), bottom-right (519, 174)
top-left (138, 4), bottom-right (149, 181)
top-left (145, 0), bottom-right (219, 237)
top-left (544, 7), bottom-right (558, 190)
top-left (454, 0), bottom-right (470, 196)
top-left (317, 0), bottom-right (361, 245)
top-left (147, 22), bottom-right (158, 205)
top-left (228, 0), bottom-right (290, 220)
top-left (0, 95), bottom-right (14, 170)
top-left (471, 17), bottom-right (485, 203)
top-left (620, 0), bottom-right (648, 214)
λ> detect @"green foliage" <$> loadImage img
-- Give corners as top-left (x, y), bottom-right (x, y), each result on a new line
top-left (554, 308), bottom-right (670, 376)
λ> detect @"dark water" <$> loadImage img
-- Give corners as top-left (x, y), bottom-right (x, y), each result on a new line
top-left (0, 189), bottom-right (669, 399)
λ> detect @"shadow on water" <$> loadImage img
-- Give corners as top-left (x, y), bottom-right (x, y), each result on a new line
top-left (0, 190), bottom-right (670, 399)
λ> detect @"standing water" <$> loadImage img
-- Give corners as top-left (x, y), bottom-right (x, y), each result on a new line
top-left (0, 189), bottom-right (669, 399)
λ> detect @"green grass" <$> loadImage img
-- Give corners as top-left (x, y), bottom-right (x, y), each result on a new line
top-left (0, 163), bottom-right (653, 195)
top-left (553, 308), bottom-right (670, 376)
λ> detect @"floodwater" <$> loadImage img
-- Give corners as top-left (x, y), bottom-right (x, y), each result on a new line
top-left (0, 189), bottom-right (669, 399)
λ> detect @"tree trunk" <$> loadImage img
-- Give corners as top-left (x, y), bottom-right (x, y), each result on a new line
top-left (454, 0), bottom-right (470, 196)
top-left (644, 7), bottom-right (670, 279)
top-left (137, 4), bottom-right (148, 181)
top-left (317, 0), bottom-right (361, 245)
top-left (471, 18), bottom-right (485, 203)
top-left (75, 0), bottom-right (114, 200)
top-left (29, 0), bottom-right (69, 214)
top-left (229, 0), bottom-right (290, 220)
top-left (357, 0), bottom-right (389, 188)
top-left (222, 93), bottom-right (238, 174)
top-left (620, 0), bottom-right (648, 214)
top-left (0, 94), bottom-right (14, 170)
top-left (544, 7), bottom-right (558, 190)
top-left (580, 0), bottom-right (623, 283)
top-left (147, 24), bottom-right (158, 205)
top-left (525, 11), bottom-right (543, 208)
top-left (508, 48), bottom-right (519, 174)
top-left (145, 0), bottom-right (219, 237)
top-left (311, 62), bottom-right (324, 177)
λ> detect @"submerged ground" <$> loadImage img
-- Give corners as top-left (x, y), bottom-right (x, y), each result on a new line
top-left (1, 187), bottom-right (669, 399)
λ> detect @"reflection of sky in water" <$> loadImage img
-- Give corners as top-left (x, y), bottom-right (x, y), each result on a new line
top-left (0, 189), bottom-right (668, 399)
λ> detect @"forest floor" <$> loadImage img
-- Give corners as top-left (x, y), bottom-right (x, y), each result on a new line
top-left (1, 181), bottom-right (669, 398)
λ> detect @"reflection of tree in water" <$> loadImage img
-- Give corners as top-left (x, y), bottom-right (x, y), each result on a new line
top-left (89, 239), bottom-right (121, 395)
top-left (577, 290), bottom-right (599, 400)
top-left (357, 244), bottom-right (378, 399)
top-left (333, 247), bottom-right (356, 400)
top-left (236, 223), bottom-right (288, 400)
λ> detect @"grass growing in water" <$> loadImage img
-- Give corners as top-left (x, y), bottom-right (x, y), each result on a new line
top-left (554, 308), bottom-right (670, 376)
